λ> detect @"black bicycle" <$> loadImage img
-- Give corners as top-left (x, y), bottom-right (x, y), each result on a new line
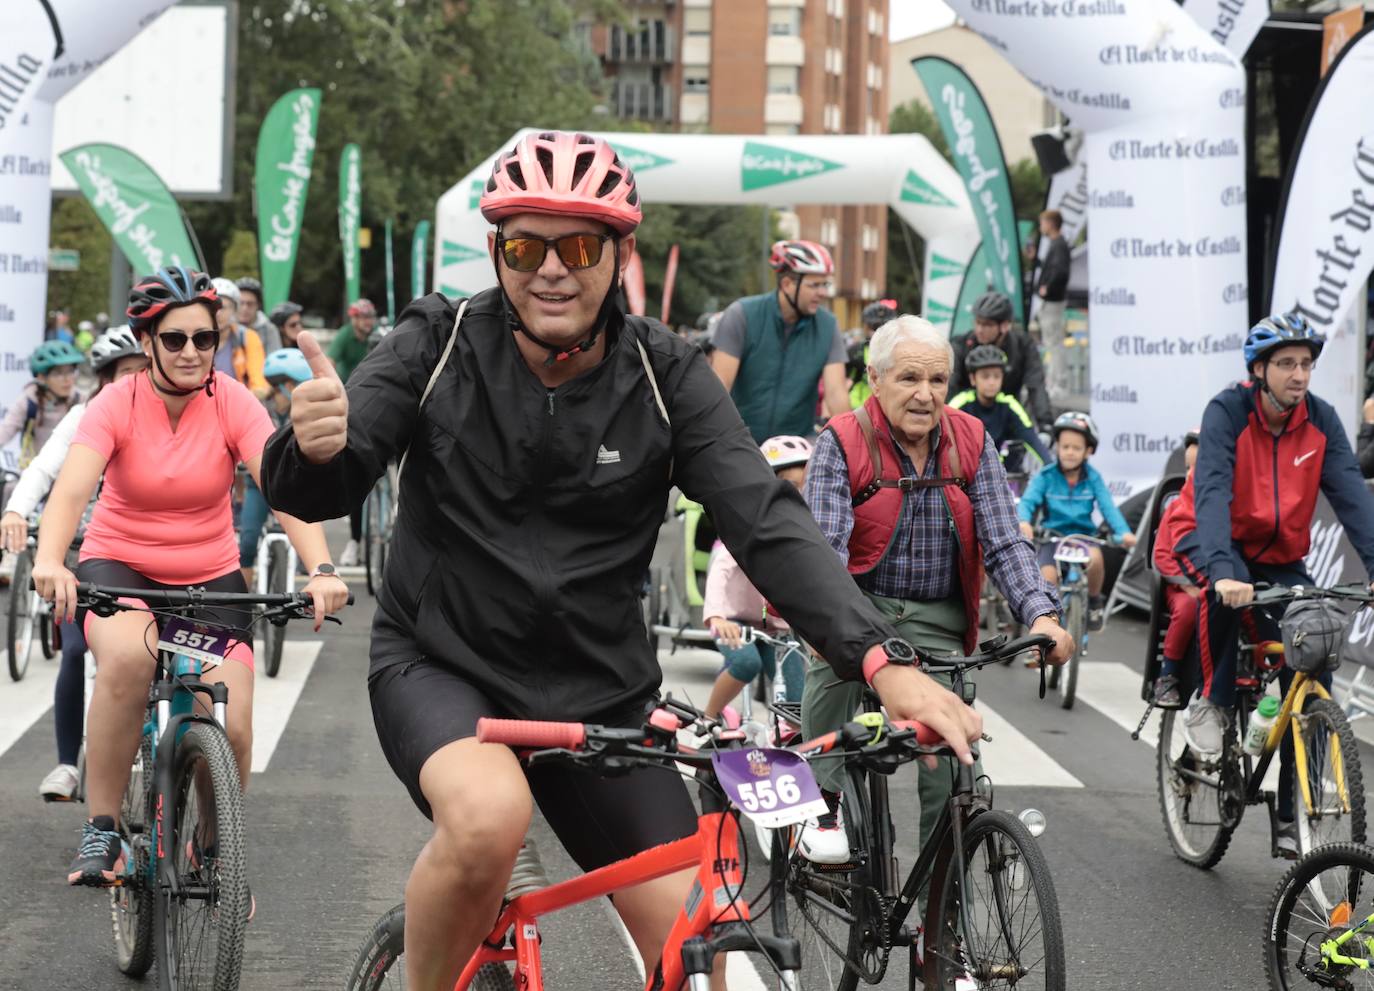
top-left (779, 634), bottom-right (1067, 990)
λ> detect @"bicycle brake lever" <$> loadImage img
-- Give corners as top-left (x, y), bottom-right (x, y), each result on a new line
top-left (1038, 656), bottom-right (1047, 699)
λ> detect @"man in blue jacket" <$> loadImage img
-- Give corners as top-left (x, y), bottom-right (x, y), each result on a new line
top-left (710, 240), bottom-right (850, 441)
top-left (1174, 312), bottom-right (1374, 852)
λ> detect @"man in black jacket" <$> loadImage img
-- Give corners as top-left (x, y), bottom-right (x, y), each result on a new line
top-left (951, 290), bottom-right (1054, 429)
top-left (261, 131), bottom-right (999, 991)
top-left (1035, 209), bottom-right (1071, 400)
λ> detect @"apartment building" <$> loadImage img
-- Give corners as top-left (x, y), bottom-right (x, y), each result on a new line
top-left (588, 1), bottom-right (891, 318)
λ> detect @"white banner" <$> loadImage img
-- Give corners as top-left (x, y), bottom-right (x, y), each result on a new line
top-left (945, 0), bottom-right (1248, 498)
top-left (1183, 0), bottom-right (1269, 59)
top-left (433, 131), bottom-right (978, 323)
top-left (1269, 22), bottom-right (1374, 443)
top-left (0, 0), bottom-right (172, 443)
top-left (0, 2), bottom-right (54, 138)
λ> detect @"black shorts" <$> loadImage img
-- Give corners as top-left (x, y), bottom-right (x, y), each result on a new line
top-left (76, 558), bottom-right (251, 630)
top-left (369, 659), bottom-right (699, 873)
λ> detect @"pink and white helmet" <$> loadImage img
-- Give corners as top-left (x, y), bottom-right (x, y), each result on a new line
top-left (768, 240), bottom-right (834, 276)
top-left (761, 435), bottom-right (813, 471)
top-left (479, 131), bottom-right (642, 235)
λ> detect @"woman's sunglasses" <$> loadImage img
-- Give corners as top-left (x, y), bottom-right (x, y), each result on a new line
top-left (157, 330), bottom-right (220, 353)
top-left (499, 232), bottom-right (614, 273)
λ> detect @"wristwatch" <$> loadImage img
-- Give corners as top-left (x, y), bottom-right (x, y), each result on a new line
top-left (881, 637), bottom-right (919, 666)
top-left (310, 563), bottom-right (337, 579)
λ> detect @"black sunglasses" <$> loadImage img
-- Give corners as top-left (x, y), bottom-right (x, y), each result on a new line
top-left (157, 330), bottom-right (220, 353)
top-left (499, 232), bottom-right (614, 273)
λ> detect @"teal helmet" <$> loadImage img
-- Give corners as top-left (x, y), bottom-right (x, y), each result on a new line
top-left (29, 339), bottom-right (84, 376)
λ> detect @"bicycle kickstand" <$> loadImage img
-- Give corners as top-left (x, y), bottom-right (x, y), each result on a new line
top-left (1130, 700), bottom-right (1156, 742)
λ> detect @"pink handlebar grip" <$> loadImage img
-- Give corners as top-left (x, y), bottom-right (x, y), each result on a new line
top-left (477, 718), bottom-right (587, 750)
top-left (889, 720), bottom-right (942, 746)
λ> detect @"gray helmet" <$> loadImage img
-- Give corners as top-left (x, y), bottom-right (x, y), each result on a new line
top-left (89, 327), bottom-right (143, 373)
top-left (972, 291), bottom-right (1013, 323)
top-left (965, 344), bottom-right (1009, 373)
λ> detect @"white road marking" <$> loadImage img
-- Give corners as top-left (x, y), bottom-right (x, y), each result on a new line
top-left (1070, 661), bottom-right (1161, 747)
top-left (250, 639), bottom-right (322, 773)
top-left (974, 700), bottom-right (1084, 788)
top-left (0, 651), bottom-right (59, 759)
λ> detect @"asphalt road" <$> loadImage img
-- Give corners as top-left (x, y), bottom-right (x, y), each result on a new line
top-left (0, 571), bottom-right (1369, 990)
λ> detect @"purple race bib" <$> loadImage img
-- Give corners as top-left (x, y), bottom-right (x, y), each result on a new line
top-left (157, 617), bottom-right (235, 669)
top-left (711, 748), bottom-right (828, 827)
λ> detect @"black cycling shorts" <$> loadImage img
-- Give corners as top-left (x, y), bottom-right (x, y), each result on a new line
top-left (369, 658), bottom-right (699, 873)
top-left (76, 558), bottom-right (252, 634)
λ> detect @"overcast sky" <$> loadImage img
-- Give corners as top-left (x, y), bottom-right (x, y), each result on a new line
top-left (889, 1), bottom-right (957, 41)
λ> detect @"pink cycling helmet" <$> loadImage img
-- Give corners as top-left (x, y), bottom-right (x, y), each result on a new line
top-left (761, 435), bottom-right (813, 471)
top-left (480, 131), bottom-right (642, 236)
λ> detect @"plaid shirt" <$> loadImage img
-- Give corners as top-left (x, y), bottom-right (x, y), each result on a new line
top-left (805, 422), bottom-right (1060, 626)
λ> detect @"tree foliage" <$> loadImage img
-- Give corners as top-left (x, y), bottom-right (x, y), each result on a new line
top-left (46, 198), bottom-right (113, 322)
top-left (181, 0), bottom-right (621, 321)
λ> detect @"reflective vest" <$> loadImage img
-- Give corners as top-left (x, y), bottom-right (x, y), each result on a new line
top-left (827, 395), bottom-right (986, 653)
top-left (731, 291), bottom-right (836, 442)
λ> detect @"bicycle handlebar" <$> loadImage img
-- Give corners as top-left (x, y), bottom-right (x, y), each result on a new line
top-left (1249, 582), bottom-right (1374, 606)
top-left (73, 582), bottom-right (355, 617)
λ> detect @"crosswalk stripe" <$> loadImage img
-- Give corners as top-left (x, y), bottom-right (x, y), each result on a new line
top-left (250, 640), bottom-right (322, 773)
top-left (1070, 661), bottom-right (1161, 748)
top-left (974, 700), bottom-right (1084, 788)
top-left (0, 652), bottom-right (59, 760)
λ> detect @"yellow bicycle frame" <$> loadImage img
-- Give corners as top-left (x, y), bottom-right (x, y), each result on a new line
top-left (1259, 665), bottom-right (1351, 818)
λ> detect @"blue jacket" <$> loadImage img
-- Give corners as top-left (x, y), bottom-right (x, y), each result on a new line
top-left (1017, 461), bottom-right (1130, 538)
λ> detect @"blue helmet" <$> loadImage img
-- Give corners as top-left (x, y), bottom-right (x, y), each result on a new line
top-left (1243, 312), bottom-right (1325, 368)
top-left (263, 347), bottom-right (312, 384)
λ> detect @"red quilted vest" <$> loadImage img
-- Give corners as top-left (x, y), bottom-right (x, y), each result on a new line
top-left (828, 395), bottom-right (986, 653)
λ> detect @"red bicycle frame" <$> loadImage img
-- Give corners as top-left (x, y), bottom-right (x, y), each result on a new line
top-left (454, 809), bottom-right (747, 991)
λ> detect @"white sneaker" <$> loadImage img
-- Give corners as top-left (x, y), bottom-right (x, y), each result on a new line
top-left (798, 812), bottom-right (850, 865)
top-left (39, 763), bottom-right (79, 802)
top-left (1182, 696), bottom-right (1227, 757)
top-left (338, 539), bottom-right (359, 567)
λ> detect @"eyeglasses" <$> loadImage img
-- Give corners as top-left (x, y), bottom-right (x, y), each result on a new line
top-left (499, 232), bottom-right (614, 273)
top-left (157, 330), bottom-right (220, 353)
top-left (801, 280), bottom-right (833, 292)
top-left (1272, 357), bottom-right (1315, 373)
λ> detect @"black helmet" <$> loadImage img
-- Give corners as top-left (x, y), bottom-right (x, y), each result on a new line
top-left (1184, 426), bottom-right (1201, 448)
top-left (236, 277), bottom-right (264, 299)
top-left (1052, 410), bottom-right (1099, 450)
top-left (269, 301), bottom-right (303, 329)
top-left (862, 299), bottom-right (898, 331)
top-left (965, 344), bottom-right (1009, 373)
top-left (972, 291), bottom-right (1013, 323)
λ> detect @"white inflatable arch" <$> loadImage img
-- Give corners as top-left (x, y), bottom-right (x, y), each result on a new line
top-left (434, 130), bottom-right (979, 333)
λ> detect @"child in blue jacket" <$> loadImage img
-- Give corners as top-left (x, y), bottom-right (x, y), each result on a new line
top-left (1017, 411), bottom-right (1136, 629)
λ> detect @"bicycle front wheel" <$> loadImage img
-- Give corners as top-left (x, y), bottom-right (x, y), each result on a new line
top-left (1156, 709), bottom-right (1239, 869)
top-left (155, 723), bottom-right (248, 991)
top-left (1294, 696), bottom-right (1366, 857)
top-left (344, 903), bottom-right (516, 991)
top-left (7, 552), bottom-right (35, 681)
top-left (925, 810), bottom-right (1066, 991)
top-left (262, 541), bottom-right (288, 679)
top-left (1263, 842), bottom-right (1374, 991)
top-left (1058, 592), bottom-right (1084, 710)
top-left (113, 734), bottom-right (155, 976)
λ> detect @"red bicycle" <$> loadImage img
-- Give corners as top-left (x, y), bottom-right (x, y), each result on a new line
top-left (344, 696), bottom-right (950, 991)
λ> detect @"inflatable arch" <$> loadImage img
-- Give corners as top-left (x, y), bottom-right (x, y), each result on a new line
top-left (434, 130), bottom-right (979, 334)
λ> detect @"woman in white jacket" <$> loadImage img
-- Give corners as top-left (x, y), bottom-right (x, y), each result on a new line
top-left (1, 329), bottom-right (148, 800)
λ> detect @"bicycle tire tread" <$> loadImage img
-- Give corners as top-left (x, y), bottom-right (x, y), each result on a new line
top-left (1296, 696), bottom-right (1366, 851)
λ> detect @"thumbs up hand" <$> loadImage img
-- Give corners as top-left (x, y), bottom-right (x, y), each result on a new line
top-left (292, 331), bottom-right (349, 465)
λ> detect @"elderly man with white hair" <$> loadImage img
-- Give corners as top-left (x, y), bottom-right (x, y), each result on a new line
top-left (798, 314), bottom-right (1073, 864)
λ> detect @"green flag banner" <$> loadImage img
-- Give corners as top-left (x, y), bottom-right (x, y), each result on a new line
top-left (60, 143), bottom-right (198, 276)
top-left (254, 88), bottom-right (321, 311)
top-left (951, 240), bottom-right (992, 339)
top-left (913, 57), bottom-right (1024, 322)
top-left (384, 218), bottom-right (395, 323)
top-left (339, 143), bottom-right (362, 305)
top-left (411, 220), bottom-right (430, 301)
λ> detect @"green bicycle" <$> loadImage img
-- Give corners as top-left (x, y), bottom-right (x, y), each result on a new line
top-left (1264, 842), bottom-right (1374, 990)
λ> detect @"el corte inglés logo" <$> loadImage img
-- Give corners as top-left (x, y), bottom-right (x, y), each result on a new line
top-left (900, 169), bottom-right (957, 208)
top-left (610, 142), bottom-right (673, 174)
top-left (740, 141), bottom-right (843, 191)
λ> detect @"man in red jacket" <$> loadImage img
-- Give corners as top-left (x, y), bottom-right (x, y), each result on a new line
top-left (1175, 313), bottom-right (1374, 853)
